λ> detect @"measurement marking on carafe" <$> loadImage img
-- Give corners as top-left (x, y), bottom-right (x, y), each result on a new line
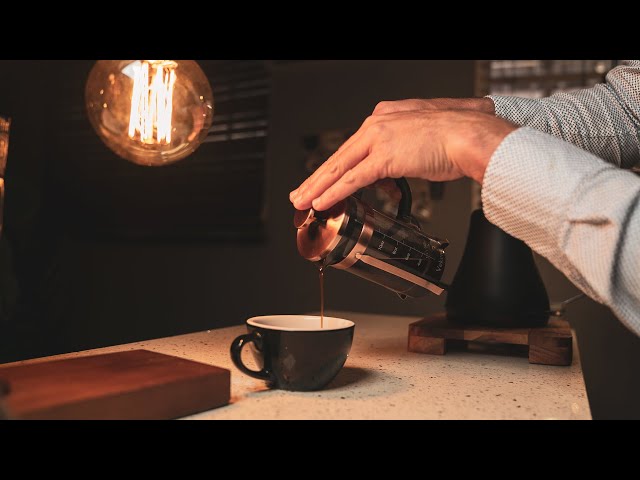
top-left (374, 229), bottom-right (433, 262)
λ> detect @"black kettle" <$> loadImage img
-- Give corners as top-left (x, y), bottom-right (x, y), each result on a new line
top-left (445, 209), bottom-right (550, 328)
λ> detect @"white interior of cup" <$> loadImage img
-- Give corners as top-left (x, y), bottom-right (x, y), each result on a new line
top-left (247, 315), bottom-right (354, 332)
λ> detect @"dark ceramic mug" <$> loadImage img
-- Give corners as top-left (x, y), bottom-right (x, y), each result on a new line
top-left (230, 315), bottom-right (355, 391)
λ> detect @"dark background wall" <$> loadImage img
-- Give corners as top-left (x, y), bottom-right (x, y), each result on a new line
top-left (0, 60), bottom-right (477, 360)
top-left (0, 60), bottom-right (639, 418)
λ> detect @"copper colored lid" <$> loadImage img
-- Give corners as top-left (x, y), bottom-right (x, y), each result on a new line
top-left (295, 200), bottom-right (348, 261)
top-left (293, 208), bottom-right (316, 229)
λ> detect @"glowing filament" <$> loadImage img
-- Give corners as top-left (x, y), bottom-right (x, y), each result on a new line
top-left (128, 61), bottom-right (177, 145)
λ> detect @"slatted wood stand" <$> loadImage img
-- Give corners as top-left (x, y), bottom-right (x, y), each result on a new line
top-left (408, 313), bottom-right (573, 366)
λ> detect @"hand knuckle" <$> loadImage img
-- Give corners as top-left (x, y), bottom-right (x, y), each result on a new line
top-left (369, 121), bottom-right (387, 136)
top-left (345, 168), bottom-right (358, 182)
top-left (374, 101), bottom-right (392, 114)
top-left (331, 159), bottom-right (346, 176)
top-left (363, 114), bottom-right (376, 126)
top-left (376, 157), bottom-right (397, 178)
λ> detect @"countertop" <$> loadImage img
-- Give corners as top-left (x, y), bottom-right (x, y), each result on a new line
top-left (8, 310), bottom-right (591, 419)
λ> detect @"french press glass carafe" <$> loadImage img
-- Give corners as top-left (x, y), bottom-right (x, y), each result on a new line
top-left (294, 178), bottom-right (448, 298)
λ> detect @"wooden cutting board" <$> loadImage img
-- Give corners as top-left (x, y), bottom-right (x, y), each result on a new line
top-left (0, 349), bottom-right (230, 419)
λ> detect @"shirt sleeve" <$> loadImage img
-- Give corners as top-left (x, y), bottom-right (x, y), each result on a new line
top-left (487, 60), bottom-right (640, 169)
top-left (481, 127), bottom-right (640, 336)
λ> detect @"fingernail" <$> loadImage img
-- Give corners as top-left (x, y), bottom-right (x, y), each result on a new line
top-left (311, 198), bottom-right (322, 210)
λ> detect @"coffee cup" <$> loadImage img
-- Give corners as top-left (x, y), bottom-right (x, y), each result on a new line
top-left (230, 315), bottom-right (355, 391)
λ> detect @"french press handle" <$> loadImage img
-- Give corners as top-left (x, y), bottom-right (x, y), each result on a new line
top-left (354, 177), bottom-right (415, 224)
top-left (392, 177), bottom-right (414, 224)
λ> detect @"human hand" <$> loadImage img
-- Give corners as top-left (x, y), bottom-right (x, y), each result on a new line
top-left (371, 97), bottom-right (496, 116)
top-left (290, 108), bottom-right (515, 212)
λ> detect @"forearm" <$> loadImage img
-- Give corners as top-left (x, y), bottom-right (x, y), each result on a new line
top-left (487, 61), bottom-right (640, 169)
top-left (482, 127), bottom-right (640, 335)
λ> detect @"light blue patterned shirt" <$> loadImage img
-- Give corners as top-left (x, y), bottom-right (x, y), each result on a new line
top-left (484, 60), bottom-right (640, 335)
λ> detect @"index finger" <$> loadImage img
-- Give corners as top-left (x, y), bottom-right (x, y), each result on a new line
top-left (311, 154), bottom-right (383, 211)
top-left (291, 128), bottom-right (363, 199)
top-left (291, 132), bottom-right (371, 210)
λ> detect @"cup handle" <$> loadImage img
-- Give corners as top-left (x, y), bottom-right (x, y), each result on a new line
top-left (230, 332), bottom-right (271, 381)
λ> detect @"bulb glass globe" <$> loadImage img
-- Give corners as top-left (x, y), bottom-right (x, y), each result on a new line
top-left (85, 60), bottom-right (213, 166)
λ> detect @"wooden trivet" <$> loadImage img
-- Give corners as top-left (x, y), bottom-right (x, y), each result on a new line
top-left (408, 313), bottom-right (572, 366)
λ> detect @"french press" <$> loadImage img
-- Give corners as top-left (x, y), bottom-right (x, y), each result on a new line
top-left (294, 178), bottom-right (448, 298)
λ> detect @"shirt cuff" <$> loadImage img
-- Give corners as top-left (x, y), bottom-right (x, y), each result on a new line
top-left (480, 127), bottom-right (635, 302)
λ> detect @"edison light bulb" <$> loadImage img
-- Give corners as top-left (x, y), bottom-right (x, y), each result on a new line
top-left (85, 60), bottom-right (213, 166)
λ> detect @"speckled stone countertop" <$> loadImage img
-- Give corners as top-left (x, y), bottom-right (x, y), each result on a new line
top-left (8, 310), bottom-right (591, 419)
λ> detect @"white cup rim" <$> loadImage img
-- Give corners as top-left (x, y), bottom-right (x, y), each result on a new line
top-left (247, 315), bottom-right (354, 332)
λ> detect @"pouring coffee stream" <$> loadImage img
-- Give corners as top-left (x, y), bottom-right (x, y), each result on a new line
top-left (319, 263), bottom-right (324, 329)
